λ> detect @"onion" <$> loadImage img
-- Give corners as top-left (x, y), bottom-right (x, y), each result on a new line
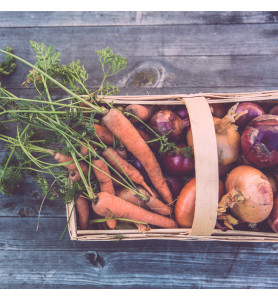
top-left (210, 103), bottom-right (227, 118)
top-left (218, 165), bottom-right (273, 224)
top-left (187, 103), bottom-right (243, 170)
top-left (268, 195), bottom-right (278, 233)
top-left (174, 106), bottom-right (189, 120)
top-left (130, 156), bottom-right (151, 186)
top-left (150, 109), bottom-right (189, 142)
top-left (241, 114), bottom-right (278, 168)
top-left (160, 143), bottom-right (194, 177)
top-left (269, 105), bottom-right (278, 116)
top-left (175, 178), bottom-right (224, 228)
top-left (164, 175), bottom-right (187, 199)
top-left (234, 102), bottom-right (265, 127)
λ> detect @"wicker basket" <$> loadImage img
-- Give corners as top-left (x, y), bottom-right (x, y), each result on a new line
top-left (67, 91), bottom-right (278, 242)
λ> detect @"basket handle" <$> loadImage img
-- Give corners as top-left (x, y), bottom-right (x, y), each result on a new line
top-left (182, 97), bottom-right (219, 236)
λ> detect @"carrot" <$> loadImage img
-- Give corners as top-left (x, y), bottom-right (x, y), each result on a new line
top-left (144, 196), bottom-right (172, 216)
top-left (116, 145), bottom-right (128, 160)
top-left (68, 170), bottom-right (81, 183)
top-left (92, 158), bottom-right (115, 195)
top-left (75, 194), bottom-right (90, 230)
top-left (125, 104), bottom-right (154, 123)
top-left (116, 186), bottom-right (171, 215)
top-left (53, 152), bottom-right (89, 174)
top-left (94, 124), bottom-right (115, 146)
top-left (116, 187), bottom-right (149, 209)
top-left (91, 157), bottom-right (116, 229)
top-left (102, 147), bottom-right (154, 197)
top-left (102, 109), bottom-right (173, 205)
top-left (92, 192), bottom-right (178, 228)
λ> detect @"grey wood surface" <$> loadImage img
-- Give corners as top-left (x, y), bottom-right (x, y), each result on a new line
top-left (1, 11), bottom-right (278, 289)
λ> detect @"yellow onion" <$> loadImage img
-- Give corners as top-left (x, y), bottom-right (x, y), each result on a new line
top-left (187, 103), bottom-right (245, 173)
top-left (218, 165), bottom-right (273, 224)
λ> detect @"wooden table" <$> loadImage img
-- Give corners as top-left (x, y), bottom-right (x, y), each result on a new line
top-left (1, 11), bottom-right (278, 289)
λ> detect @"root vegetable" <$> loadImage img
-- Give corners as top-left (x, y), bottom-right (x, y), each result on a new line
top-left (101, 109), bottom-right (173, 205)
top-left (234, 102), bottom-right (265, 128)
top-left (75, 195), bottom-right (90, 230)
top-left (116, 187), bottom-right (172, 215)
top-left (150, 109), bottom-right (189, 142)
top-left (241, 114), bottom-right (278, 168)
top-left (160, 143), bottom-right (194, 177)
top-left (92, 192), bottom-right (178, 228)
top-left (187, 103), bottom-right (245, 168)
top-left (92, 158), bottom-right (115, 195)
top-left (125, 104), bottom-right (154, 122)
top-left (102, 147), bottom-right (154, 197)
top-left (175, 178), bottom-right (224, 228)
top-left (53, 152), bottom-right (89, 174)
top-left (218, 165), bottom-right (273, 224)
top-left (92, 158), bottom-right (116, 229)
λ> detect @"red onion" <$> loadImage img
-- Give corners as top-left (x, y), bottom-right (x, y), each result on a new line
top-left (241, 114), bottom-right (278, 168)
top-left (164, 175), bottom-right (187, 198)
top-left (174, 106), bottom-right (189, 120)
top-left (130, 156), bottom-right (151, 185)
top-left (269, 105), bottom-right (278, 116)
top-left (150, 110), bottom-right (189, 142)
top-left (160, 143), bottom-right (194, 177)
top-left (235, 102), bottom-right (265, 127)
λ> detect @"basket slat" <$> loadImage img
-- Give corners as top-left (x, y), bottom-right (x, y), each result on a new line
top-left (183, 97), bottom-right (219, 236)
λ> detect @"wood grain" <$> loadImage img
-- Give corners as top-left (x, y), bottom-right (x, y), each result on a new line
top-left (1, 11), bottom-right (278, 289)
top-left (0, 11), bottom-right (278, 27)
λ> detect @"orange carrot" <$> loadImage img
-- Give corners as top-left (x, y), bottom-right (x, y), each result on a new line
top-left (68, 170), bottom-right (81, 183)
top-left (116, 186), bottom-right (172, 215)
top-left (116, 187), bottom-right (149, 209)
top-left (91, 158), bottom-right (116, 229)
top-left (92, 157), bottom-right (115, 195)
top-left (125, 104), bottom-right (154, 123)
top-left (75, 194), bottom-right (90, 230)
top-left (144, 196), bottom-right (172, 216)
top-left (102, 109), bottom-right (173, 205)
top-left (116, 145), bottom-right (128, 160)
top-left (53, 152), bottom-right (89, 174)
top-left (102, 147), bottom-right (154, 197)
top-left (92, 192), bottom-right (178, 228)
top-left (94, 124), bottom-right (115, 146)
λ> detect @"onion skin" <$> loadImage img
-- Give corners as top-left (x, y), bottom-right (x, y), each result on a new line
top-left (160, 143), bottom-right (194, 177)
top-left (241, 114), bottom-right (278, 168)
top-left (210, 103), bottom-right (227, 118)
top-left (269, 105), bottom-right (278, 116)
top-left (150, 110), bottom-right (189, 142)
top-left (165, 175), bottom-right (187, 199)
top-left (187, 115), bottom-right (240, 167)
top-left (268, 195), bottom-right (278, 233)
top-left (219, 165), bottom-right (273, 224)
top-left (234, 102), bottom-right (265, 127)
top-left (175, 178), bottom-right (224, 228)
top-left (174, 106), bottom-right (189, 120)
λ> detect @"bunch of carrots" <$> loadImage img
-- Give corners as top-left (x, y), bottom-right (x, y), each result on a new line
top-left (1, 41), bottom-right (277, 235)
top-left (0, 42), bottom-right (181, 232)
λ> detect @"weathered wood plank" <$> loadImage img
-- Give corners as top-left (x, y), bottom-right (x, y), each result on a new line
top-left (1, 245), bottom-right (278, 288)
top-left (0, 11), bottom-right (278, 27)
top-left (1, 217), bottom-right (278, 253)
top-left (1, 23), bottom-right (278, 60)
top-left (1, 217), bottom-right (278, 288)
top-left (2, 55), bottom-right (278, 93)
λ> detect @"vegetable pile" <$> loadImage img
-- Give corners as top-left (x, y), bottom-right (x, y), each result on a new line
top-left (0, 41), bottom-right (278, 236)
